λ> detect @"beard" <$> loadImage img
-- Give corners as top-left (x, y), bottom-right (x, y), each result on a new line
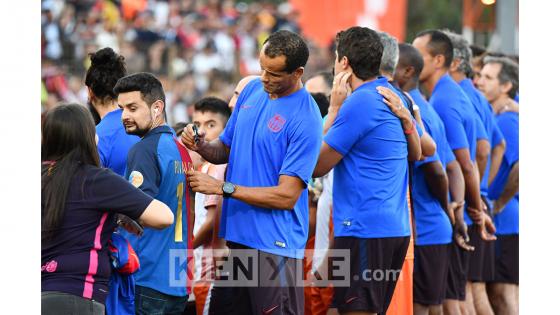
top-left (123, 120), bottom-right (152, 137)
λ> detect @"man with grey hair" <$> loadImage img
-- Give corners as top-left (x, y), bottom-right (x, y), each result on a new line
top-left (477, 56), bottom-right (519, 315)
top-left (444, 29), bottom-right (506, 315)
top-left (378, 31), bottom-right (437, 159)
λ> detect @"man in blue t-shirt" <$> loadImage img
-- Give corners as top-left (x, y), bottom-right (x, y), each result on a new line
top-left (413, 30), bottom-right (497, 314)
top-left (395, 42), bottom-right (476, 315)
top-left (114, 72), bottom-right (193, 314)
top-left (312, 27), bottom-right (422, 315)
top-left (444, 30), bottom-right (507, 314)
top-left (181, 30), bottom-right (322, 315)
top-left (478, 56), bottom-right (520, 314)
top-left (85, 47), bottom-right (139, 176)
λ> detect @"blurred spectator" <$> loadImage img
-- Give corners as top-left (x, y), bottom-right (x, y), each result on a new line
top-left (41, 0), bottom-right (338, 123)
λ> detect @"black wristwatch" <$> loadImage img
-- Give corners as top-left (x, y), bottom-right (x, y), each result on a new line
top-left (222, 182), bottom-right (235, 197)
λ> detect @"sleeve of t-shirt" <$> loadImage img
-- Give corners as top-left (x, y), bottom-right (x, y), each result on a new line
top-left (204, 164), bottom-right (227, 208)
top-left (219, 79), bottom-right (258, 147)
top-left (438, 105), bottom-right (470, 151)
top-left (474, 116), bottom-right (489, 140)
top-left (443, 141), bottom-right (456, 166)
top-left (490, 116), bottom-right (505, 148)
top-left (279, 108), bottom-right (323, 184)
top-left (324, 96), bottom-right (370, 156)
top-left (498, 114), bottom-right (519, 166)
top-left (89, 168), bottom-right (154, 220)
top-left (416, 151), bottom-right (440, 167)
top-left (125, 146), bottom-right (160, 197)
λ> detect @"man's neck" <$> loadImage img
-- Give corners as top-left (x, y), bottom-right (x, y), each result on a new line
top-left (350, 74), bottom-right (378, 91)
top-left (490, 95), bottom-right (511, 113)
top-left (269, 80), bottom-right (303, 100)
top-left (401, 79), bottom-right (419, 93)
top-left (449, 71), bottom-right (467, 84)
top-left (421, 69), bottom-right (448, 98)
top-left (93, 99), bottom-right (119, 120)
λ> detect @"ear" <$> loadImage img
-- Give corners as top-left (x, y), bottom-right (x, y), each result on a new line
top-left (152, 100), bottom-right (165, 115)
top-left (500, 81), bottom-right (513, 97)
top-left (341, 56), bottom-right (350, 71)
top-left (450, 58), bottom-right (461, 72)
top-left (87, 87), bottom-right (95, 100)
top-left (404, 66), bottom-right (416, 79)
top-left (434, 54), bottom-right (446, 69)
top-left (293, 67), bottom-right (304, 80)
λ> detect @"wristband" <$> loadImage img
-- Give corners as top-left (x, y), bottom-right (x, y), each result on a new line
top-left (404, 119), bottom-right (416, 135)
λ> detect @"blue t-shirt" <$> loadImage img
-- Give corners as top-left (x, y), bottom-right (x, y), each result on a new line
top-left (96, 109), bottom-right (140, 176)
top-left (431, 74), bottom-right (484, 225)
top-left (121, 125), bottom-right (190, 296)
top-left (408, 89), bottom-right (453, 245)
top-left (459, 79), bottom-right (504, 197)
top-left (488, 112), bottom-right (519, 235)
top-left (324, 77), bottom-right (410, 239)
top-left (218, 79), bottom-right (322, 259)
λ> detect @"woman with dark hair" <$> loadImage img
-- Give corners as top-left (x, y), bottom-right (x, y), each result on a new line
top-left (41, 104), bottom-right (174, 315)
top-left (86, 47), bottom-right (139, 176)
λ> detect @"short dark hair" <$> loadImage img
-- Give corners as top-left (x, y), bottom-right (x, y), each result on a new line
top-left (470, 44), bottom-right (486, 58)
top-left (484, 56), bottom-right (519, 99)
top-left (335, 26), bottom-right (383, 81)
top-left (114, 72), bottom-right (166, 108)
top-left (416, 29), bottom-right (454, 68)
top-left (85, 47), bottom-right (126, 101)
top-left (398, 43), bottom-right (424, 81)
top-left (263, 30), bottom-right (309, 73)
top-left (311, 92), bottom-right (329, 118)
top-left (194, 96), bottom-right (231, 122)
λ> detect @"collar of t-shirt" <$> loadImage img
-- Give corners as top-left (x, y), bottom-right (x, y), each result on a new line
top-left (143, 125), bottom-right (173, 139)
top-left (353, 76), bottom-right (388, 93)
top-left (433, 73), bottom-right (453, 95)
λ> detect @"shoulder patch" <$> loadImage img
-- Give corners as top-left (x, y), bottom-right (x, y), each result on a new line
top-left (129, 171), bottom-right (144, 188)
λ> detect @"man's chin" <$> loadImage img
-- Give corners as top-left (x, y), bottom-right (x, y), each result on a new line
top-left (124, 126), bottom-right (144, 137)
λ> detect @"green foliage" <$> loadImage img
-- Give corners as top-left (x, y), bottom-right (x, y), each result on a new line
top-left (406, 0), bottom-right (463, 42)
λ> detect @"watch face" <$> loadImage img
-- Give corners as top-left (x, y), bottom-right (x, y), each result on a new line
top-left (223, 182), bottom-right (235, 194)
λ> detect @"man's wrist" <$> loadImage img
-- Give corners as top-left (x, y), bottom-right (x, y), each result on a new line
top-left (403, 118), bottom-right (415, 135)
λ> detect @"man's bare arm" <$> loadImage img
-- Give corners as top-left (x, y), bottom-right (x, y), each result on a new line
top-left (422, 161), bottom-right (449, 213)
top-left (476, 139), bottom-right (490, 181)
top-left (187, 172), bottom-right (306, 210)
top-left (488, 139), bottom-right (506, 186)
top-left (313, 142), bottom-right (343, 178)
top-left (454, 148), bottom-right (483, 220)
top-left (493, 162), bottom-right (519, 214)
top-left (181, 126), bottom-right (230, 165)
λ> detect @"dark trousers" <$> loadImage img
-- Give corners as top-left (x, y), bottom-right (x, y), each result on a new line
top-left (42, 291), bottom-right (105, 315)
top-left (134, 285), bottom-right (188, 315)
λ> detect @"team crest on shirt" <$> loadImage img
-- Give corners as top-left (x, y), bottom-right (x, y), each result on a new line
top-left (267, 114), bottom-right (286, 133)
top-left (129, 171), bottom-right (144, 188)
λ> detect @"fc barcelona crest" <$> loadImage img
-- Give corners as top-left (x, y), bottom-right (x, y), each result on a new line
top-left (267, 114), bottom-right (286, 133)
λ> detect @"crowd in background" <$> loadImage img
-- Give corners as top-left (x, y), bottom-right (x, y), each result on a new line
top-left (41, 0), bottom-right (335, 125)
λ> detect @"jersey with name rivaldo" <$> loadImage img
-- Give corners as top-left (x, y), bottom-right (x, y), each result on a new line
top-left (96, 108), bottom-right (140, 176)
top-left (324, 76), bottom-right (410, 238)
top-left (488, 112), bottom-right (519, 235)
top-left (121, 125), bottom-right (191, 296)
top-left (219, 78), bottom-right (322, 259)
top-left (41, 165), bottom-right (152, 304)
